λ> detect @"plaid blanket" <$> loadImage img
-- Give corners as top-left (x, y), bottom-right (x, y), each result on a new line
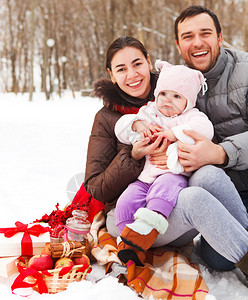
top-left (90, 211), bottom-right (209, 300)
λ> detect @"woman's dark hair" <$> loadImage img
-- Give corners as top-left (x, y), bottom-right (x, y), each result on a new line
top-left (106, 36), bottom-right (148, 70)
top-left (174, 5), bottom-right (222, 42)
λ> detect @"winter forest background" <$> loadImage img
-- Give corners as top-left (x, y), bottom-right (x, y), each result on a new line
top-left (0, 0), bottom-right (248, 100)
top-left (1, 1), bottom-right (248, 298)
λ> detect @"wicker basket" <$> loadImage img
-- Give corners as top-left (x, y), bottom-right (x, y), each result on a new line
top-left (16, 256), bottom-right (91, 294)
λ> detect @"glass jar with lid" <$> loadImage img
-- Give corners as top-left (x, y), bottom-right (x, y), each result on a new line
top-left (66, 210), bottom-right (91, 242)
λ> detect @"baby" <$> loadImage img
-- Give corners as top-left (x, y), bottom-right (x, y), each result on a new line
top-left (114, 60), bottom-right (214, 266)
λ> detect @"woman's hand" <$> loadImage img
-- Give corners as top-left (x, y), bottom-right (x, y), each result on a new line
top-left (149, 137), bottom-right (170, 170)
top-left (131, 135), bottom-right (164, 161)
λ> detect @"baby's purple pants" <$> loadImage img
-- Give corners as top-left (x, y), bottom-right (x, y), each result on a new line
top-left (114, 172), bottom-right (187, 233)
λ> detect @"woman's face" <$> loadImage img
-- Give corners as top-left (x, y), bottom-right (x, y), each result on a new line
top-left (108, 47), bottom-right (153, 99)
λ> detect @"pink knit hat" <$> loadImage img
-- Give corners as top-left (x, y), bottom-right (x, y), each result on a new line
top-left (154, 60), bottom-right (207, 112)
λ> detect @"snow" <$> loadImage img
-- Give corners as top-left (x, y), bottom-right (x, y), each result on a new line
top-left (0, 92), bottom-right (248, 299)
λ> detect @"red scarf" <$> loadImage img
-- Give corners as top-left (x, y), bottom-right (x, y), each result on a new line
top-left (114, 100), bottom-right (154, 115)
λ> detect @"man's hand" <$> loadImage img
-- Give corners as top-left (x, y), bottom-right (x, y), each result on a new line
top-left (178, 130), bottom-right (227, 172)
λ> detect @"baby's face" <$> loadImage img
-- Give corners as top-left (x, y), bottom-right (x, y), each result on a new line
top-left (156, 90), bottom-right (187, 117)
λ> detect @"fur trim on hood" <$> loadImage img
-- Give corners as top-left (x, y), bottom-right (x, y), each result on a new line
top-left (92, 78), bottom-right (121, 111)
top-left (91, 72), bottom-right (158, 111)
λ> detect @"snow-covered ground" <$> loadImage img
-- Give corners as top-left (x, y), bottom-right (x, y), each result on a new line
top-left (0, 92), bottom-right (248, 299)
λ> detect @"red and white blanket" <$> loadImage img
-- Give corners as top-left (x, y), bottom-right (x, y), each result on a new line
top-left (90, 211), bottom-right (209, 300)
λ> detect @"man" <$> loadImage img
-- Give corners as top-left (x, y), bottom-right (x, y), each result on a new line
top-left (174, 5), bottom-right (248, 271)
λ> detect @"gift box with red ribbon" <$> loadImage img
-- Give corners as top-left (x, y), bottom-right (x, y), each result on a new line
top-left (0, 221), bottom-right (50, 257)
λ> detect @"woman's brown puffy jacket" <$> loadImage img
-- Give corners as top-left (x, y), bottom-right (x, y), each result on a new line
top-left (84, 74), bottom-right (158, 214)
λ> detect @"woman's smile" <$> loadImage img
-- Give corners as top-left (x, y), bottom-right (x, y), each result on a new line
top-left (127, 80), bottom-right (142, 87)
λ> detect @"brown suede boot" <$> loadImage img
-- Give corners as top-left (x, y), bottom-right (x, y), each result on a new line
top-left (120, 226), bottom-right (159, 251)
top-left (117, 240), bottom-right (146, 266)
top-left (117, 208), bottom-right (168, 266)
top-left (235, 251), bottom-right (248, 279)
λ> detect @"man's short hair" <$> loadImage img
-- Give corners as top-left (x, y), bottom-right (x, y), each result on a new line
top-left (174, 5), bottom-right (222, 42)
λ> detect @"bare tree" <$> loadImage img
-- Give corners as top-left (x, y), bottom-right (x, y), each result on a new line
top-left (0, 0), bottom-right (247, 97)
top-left (242, 0), bottom-right (248, 51)
top-left (29, 0), bottom-right (35, 101)
top-left (6, 0), bottom-right (18, 93)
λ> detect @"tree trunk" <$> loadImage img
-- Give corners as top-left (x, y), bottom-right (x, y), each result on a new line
top-left (29, 0), bottom-right (35, 101)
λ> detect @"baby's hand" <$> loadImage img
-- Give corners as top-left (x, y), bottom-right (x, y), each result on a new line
top-left (163, 129), bottom-right (177, 142)
top-left (151, 125), bottom-right (164, 133)
top-left (149, 131), bottom-right (167, 146)
top-left (132, 120), bottom-right (150, 138)
top-left (132, 121), bottom-right (162, 139)
top-left (152, 129), bottom-right (176, 142)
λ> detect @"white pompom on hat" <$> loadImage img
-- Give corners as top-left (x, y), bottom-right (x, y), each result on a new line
top-left (154, 60), bottom-right (207, 112)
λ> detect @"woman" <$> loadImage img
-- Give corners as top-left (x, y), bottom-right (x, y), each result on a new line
top-left (84, 36), bottom-right (248, 277)
top-left (84, 36), bottom-right (166, 215)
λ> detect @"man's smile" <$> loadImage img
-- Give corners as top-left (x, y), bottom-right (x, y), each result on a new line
top-left (192, 50), bottom-right (208, 57)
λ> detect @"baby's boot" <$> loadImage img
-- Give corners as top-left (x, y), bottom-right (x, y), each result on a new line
top-left (117, 208), bottom-right (168, 266)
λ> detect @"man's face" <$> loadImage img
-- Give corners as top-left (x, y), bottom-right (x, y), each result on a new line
top-left (176, 13), bottom-right (223, 73)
